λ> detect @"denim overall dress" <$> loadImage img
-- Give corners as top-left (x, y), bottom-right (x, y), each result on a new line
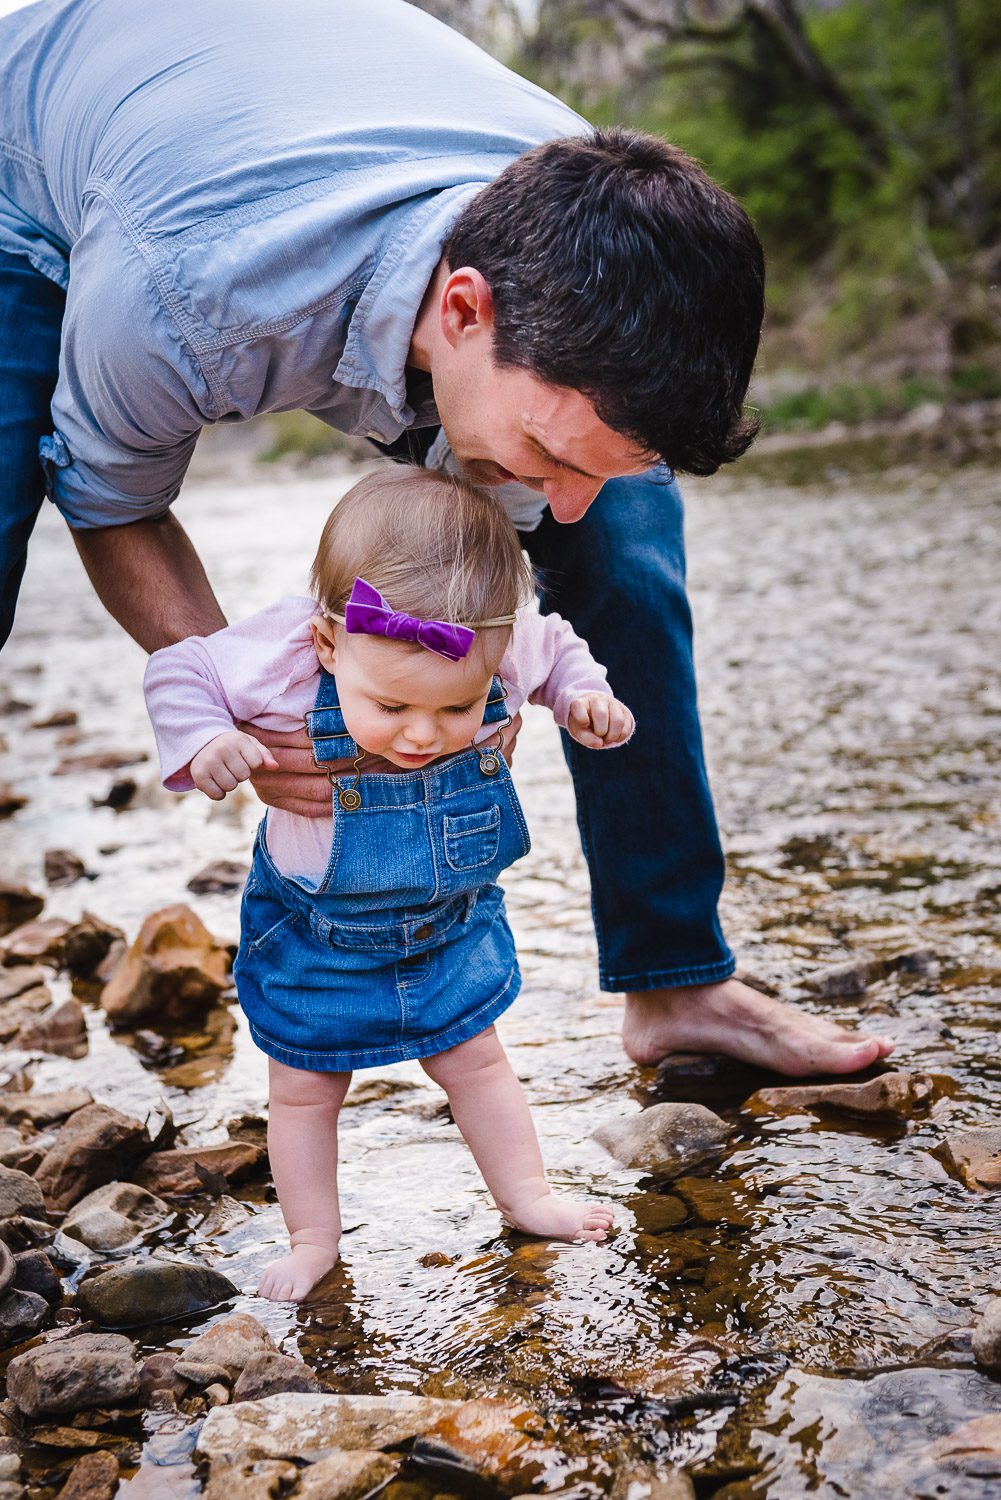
top-left (233, 670), bottom-right (531, 1071)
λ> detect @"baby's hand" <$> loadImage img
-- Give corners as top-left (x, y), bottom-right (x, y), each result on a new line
top-left (190, 730), bottom-right (279, 800)
top-left (567, 693), bottom-right (635, 749)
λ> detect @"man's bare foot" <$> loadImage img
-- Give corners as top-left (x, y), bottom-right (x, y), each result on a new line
top-left (500, 1186), bottom-right (615, 1244)
top-left (258, 1237), bottom-right (339, 1301)
top-left (622, 977), bottom-right (895, 1076)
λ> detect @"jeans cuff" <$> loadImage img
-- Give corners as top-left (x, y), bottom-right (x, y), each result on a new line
top-left (600, 953), bottom-right (737, 994)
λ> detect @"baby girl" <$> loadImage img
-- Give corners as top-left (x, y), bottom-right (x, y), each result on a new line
top-left (144, 468), bottom-right (633, 1300)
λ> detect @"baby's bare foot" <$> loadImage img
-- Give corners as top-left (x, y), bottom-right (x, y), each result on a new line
top-left (501, 1188), bottom-right (615, 1244)
top-left (258, 1239), bottom-right (339, 1301)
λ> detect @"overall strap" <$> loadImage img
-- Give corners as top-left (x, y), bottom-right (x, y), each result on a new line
top-left (304, 669), bottom-right (361, 764)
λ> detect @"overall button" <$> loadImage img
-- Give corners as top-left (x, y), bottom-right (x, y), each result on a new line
top-left (414, 923), bottom-right (433, 941)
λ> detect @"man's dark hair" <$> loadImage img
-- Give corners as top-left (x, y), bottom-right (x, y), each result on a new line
top-left (443, 128), bottom-right (765, 476)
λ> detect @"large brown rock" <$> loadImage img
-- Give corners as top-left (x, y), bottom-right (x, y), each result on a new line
top-left (0, 884), bottom-right (44, 938)
top-left (0, 1163), bottom-right (47, 1220)
top-left (0, 1087), bottom-right (92, 1128)
top-left (61, 1181), bottom-right (171, 1252)
top-left (196, 1393), bottom-right (464, 1464)
top-left (77, 1258), bottom-right (238, 1328)
top-left (942, 1128), bottom-right (1001, 1189)
top-left (33, 1104), bottom-right (152, 1212)
top-left (414, 1398), bottom-right (551, 1494)
top-left (134, 1141), bottom-right (265, 1198)
top-left (11, 997), bottom-right (88, 1057)
top-left (6, 1331), bottom-right (139, 1416)
top-left (747, 1070), bottom-right (942, 1120)
top-left (101, 905), bottom-right (231, 1025)
top-left (174, 1313), bottom-right (277, 1387)
top-left (55, 1449), bottom-right (119, 1500)
top-left (593, 1104), bottom-right (731, 1176)
top-left (232, 1352), bottom-right (330, 1401)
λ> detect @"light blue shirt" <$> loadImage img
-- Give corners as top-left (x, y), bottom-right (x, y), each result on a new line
top-left (0, 0), bottom-right (587, 527)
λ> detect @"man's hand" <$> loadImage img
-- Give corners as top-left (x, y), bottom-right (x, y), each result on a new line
top-left (241, 711), bottom-right (525, 816)
top-left (190, 730), bottom-right (279, 800)
top-left (567, 694), bottom-right (634, 749)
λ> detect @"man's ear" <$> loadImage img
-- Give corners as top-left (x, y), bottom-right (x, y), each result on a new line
top-left (440, 267), bottom-right (494, 349)
top-left (310, 615), bottom-right (338, 671)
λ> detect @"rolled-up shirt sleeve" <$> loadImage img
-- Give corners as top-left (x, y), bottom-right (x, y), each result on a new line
top-left (43, 199), bottom-right (216, 529)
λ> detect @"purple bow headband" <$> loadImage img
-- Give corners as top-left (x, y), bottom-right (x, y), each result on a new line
top-left (327, 577), bottom-right (514, 663)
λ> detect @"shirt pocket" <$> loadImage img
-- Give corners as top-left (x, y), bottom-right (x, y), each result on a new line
top-left (443, 805), bottom-right (502, 872)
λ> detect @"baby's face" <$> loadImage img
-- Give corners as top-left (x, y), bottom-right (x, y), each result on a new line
top-left (312, 624), bottom-right (506, 770)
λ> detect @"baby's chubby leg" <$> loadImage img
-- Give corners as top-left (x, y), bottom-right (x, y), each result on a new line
top-left (258, 1058), bottom-right (352, 1301)
top-left (421, 1027), bottom-right (614, 1243)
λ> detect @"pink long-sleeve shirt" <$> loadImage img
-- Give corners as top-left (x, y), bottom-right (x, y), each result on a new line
top-left (144, 596), bottom-right (615, 882)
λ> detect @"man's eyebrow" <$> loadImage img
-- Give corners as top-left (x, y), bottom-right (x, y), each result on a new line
top-left (523, 434), bottom-right (600, 480)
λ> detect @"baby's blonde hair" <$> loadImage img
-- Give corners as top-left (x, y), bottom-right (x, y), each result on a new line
top-left (310, 468), bottom-right (535, 649)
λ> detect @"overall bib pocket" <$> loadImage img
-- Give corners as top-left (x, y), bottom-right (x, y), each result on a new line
top-left (443, 804), bottom-right (501, 871)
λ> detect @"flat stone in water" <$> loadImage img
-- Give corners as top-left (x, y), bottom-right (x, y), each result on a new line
top-left (942, 1128), bottom-right (1001, 1189)
top-left (196, 1393), bottom-right (465, 1463)
top-left (746, 1070), bottom-right (942, 1120)
top-left (77, 1259), bottom-right (238, 1328)
top-left (593, 1103), bottom-right (731, 1176)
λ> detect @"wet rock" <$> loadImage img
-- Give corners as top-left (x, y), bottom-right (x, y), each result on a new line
top-left (90, 777), bottom-right (137, 811)
top-left (31, 709), bottom-right (78, 729)
top-left (653, 1052), bottom-right (772, 1107)
top-left (672, 1178), bottom-right (754, 1228)
top-left (632, 1194), bottom-right (688, 1234)
top-left (296, 1451), bottom-right (399, 1498)
top-left (0, 1127), bottom-right (36, 1172)
top-left (593, 1104), bottom-right (731, 1176)
top-left (747, 1071), bottom-right (941, 1120)
top-left (414, 1397), bottom-right (550, 1493)
top-left (610, 1462), bottom-right (696, 1500)
top-left (0, 991), bottom-right (54, 1044)
top-left (61, 914), bottom-right (124, 978)
top-left (0, 884), bottom-right (44, 938)
top-left (0, 1285), bottom-right (49, 1344)
top-left (34, 1104), bottom-right (153, 1212)
top-left (7, 1331), bottom-right (139, 1416)
top-left (138, 1352), bottom-right (189, 1404)
top-left (0, 1240), bottom-right (12, 1297)
top-left (0, 1163), bottom-right (47, 1219)
top-left (43, 850), bottom-right (92, 889)
top-left (93, 938), bottom-right (126, 985)
top-left (54, 750), bottom-right (147, 775)
top-left (225, 1114), bottom-right (269, 1151)
top-left (0, 1089), bottom-right (92, 1135)
top-left (62, 1182), bottom-right (171, 1252)
top-left (0, 1213), bottom-right (54, 1250)
top-left (196, 1393), bottom-right (463, 1463)
top-left (973, 1299), bottom-right (1001, 1370)
top-left (187, 860), bottom-right (248, 896)
top-left (232, 1352), bottom-right (330, 1401)
top-left (942, 1128), bottom-right (1001, 1189)
top-left (203, 1459), bottom-right (297, 1499)
top-left (77, 1258), bottom-right (238, 1328)
top-left (615, 1340), bottom-right (727, 1402)
top-left (174, 1314), bottom-right (278, 1387)
top-left (54, 1449), bottom-right (119, 1500)
top-left (13, 1248), bottom-right (61, 1304)
top-left (101, 905), bottom-right (231, 1026)
top-left (0, 786), bottom-right (27, 820)
top-left (801, 948), bottom-right (936, 998)
top-left (0, 1440), bottom-right (18, 1486)
top-left (0, 917), bottom-right (71, 966)
top-left (0, 964), bottom-right (48, 1002)
top-left (134, 1141), bottom-right (266, 1198)
top-left (11, 996), bottom-right (88, 1057)
top-left (926, 1414), bottom-right (1001, 1476)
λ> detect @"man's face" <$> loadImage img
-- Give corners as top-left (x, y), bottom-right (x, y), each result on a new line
top-left (426, 271), bottom-right (655, 523)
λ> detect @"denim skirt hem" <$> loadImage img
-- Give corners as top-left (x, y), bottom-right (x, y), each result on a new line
top-left (244, 962), bottom-right (521, 1071)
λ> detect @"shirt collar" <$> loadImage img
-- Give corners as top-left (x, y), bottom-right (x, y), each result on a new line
top-left (333, 182), bottom-right (486, 442)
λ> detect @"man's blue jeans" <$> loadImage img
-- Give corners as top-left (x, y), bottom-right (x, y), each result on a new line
top-left (0, 244), bottom-right (736, 993)
top-left (0, 248), bottom-right (66, 646)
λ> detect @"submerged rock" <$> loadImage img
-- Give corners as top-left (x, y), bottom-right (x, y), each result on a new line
top-left (925, 1414), bottom-right (1001, 1476)
top-left (101, 905), bottom-right (231, 1025)
top-left (973, 1300), bottom-right (1001, 1371)
top-left (34, 1103), bottom-right (153, 1211)
top-left (232, 1352), bottom-right (330, 1401)
top-left (174, 1313), bottom-right (278, 1387)
top-left (7, 1331), bottom-right (139, 1416)
top-left (610, 1462), bottom-right (696, 1500)
top-left (62, 1181), bottom-right (171, 1252)
top-left (196, 1393), bottom-right (463, 1463)
top-left (77, 1258), bottom-right (238, 1328)
top-left (747, 1071), bottom-right (941, 1120)
top-left (593, 1104), bottom-right (731, 1176)
top-left (0, 883), bottom-right (44, 938)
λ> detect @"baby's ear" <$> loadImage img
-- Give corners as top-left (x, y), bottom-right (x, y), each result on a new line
top-left (310, 615), bottom-right (338, 670)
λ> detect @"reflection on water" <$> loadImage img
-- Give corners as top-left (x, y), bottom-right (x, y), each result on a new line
top-left (2, 462), bottom-right (1000, 1495)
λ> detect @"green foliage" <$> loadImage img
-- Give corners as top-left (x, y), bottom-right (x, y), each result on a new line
top-left (258, 411), bottom-right (369, 466)
top-left (761, 368), bottom-right (1001, 431)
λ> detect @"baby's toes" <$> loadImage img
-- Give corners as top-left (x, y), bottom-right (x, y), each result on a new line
top-left (584, 1205), bottom-right (617, 1229)
top-left (574, 1223), bottom-right (610, 1244)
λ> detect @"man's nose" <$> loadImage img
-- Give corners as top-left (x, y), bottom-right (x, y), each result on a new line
top-left (545, 476), bottom-right (603, 523)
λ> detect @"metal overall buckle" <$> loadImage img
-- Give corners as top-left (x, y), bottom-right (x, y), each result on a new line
top-left (335, 753), bottom-right (365, 811)
top-left (475, 714), bottom-right (511, 777)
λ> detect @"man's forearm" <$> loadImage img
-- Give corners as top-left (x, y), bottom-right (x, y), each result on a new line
top-left (71, 513), bottom-right (227, 653)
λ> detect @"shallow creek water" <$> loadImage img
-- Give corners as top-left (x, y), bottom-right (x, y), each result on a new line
top-left (1, 460), bottom-right (999, 1497)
